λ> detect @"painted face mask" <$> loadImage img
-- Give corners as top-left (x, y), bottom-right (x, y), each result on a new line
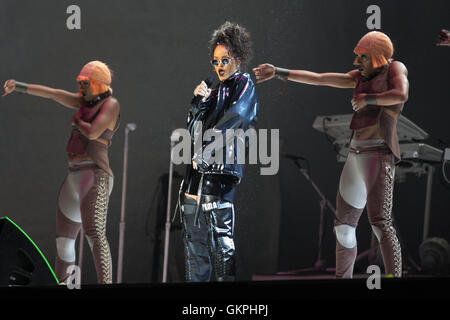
top-left (353, 31), bottom-right (394, 69)
top-left (76, 60), bottom-right (112, 96)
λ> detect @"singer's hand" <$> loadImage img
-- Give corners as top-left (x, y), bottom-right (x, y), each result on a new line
top-left (193, 81), bottom-right (211, 98)
top-left (72, 112), bottom-right (82, 126)
top-left (252, 63), bottom-right (276, 84)
top-left (2, 79), bottom-right (16, 97)
top-left (192, 161), bottom-right (198, 170)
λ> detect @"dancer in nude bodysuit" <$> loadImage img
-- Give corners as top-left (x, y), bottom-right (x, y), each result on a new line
top-left (3, 61), bottom-right (120, 284)
top-left (254, 31), bottom-right (409, 278)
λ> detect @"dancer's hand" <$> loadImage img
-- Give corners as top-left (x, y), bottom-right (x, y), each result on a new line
top-left (252, 63), bottom-right (276, 84)
top-left (437, 29), bottom-right (450, 46)
top-left (193, 81), bottom-right (211, 98)
top-left (2, 79), bottom-right (16, 97)
top-left (351, 94), bottom-right (368, 112)
top-left (192, 161), bottom-right (198, 170)
top-left (72, 112), bottom-right (82, 125)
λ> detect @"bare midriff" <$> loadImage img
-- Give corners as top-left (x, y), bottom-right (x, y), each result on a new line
top-left (185, 193), bottom-right (199, 202)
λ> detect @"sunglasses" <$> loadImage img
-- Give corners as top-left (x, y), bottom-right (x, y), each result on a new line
top-left (211, 57), bottom-right (233, 66)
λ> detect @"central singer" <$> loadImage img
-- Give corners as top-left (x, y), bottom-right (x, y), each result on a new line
top-left (178, 21), bottom-right (258, 282)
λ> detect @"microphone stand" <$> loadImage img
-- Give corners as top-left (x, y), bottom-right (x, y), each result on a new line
top-left (282, 155), bottom-right (379, 275)
top-left (116, 123), bottom-right (137, 284)
top-left (279, 156), bottom-right (336, 275)
top-left (78, 229), bottom-right (84, 281)
top-left (162, 130), bottom-right (180, 283)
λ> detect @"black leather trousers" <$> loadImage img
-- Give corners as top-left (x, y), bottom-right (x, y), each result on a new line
top-left (181, 174), bottom-right (236, 282)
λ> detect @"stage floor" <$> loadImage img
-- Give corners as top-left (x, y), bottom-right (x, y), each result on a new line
top-left (1, 276), bottom-right (447, 299)
top-left (0, 277), bottom-right (448, 316)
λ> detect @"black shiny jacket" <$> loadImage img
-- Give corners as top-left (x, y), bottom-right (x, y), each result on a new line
top-left (186, 71), bottom-right (258, 184)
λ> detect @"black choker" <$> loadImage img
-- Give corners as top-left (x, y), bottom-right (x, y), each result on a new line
top-left (84, 91), bottom-right (111, 108)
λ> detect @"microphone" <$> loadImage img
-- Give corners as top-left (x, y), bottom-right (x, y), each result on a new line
top-left (126, 123), bottom-right (137, 132)
top-left (192, 76), bottom-right (214, 106)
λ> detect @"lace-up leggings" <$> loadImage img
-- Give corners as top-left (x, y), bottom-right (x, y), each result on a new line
top-left (55, 161), bottom-right (114, 284)
top-left (334, 139), bottom-right (402, 278)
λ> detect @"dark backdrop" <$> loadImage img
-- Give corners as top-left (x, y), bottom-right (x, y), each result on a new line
top-left (0, 0), bottom-right (448, 283)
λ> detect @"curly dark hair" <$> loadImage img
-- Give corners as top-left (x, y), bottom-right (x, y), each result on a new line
top-left (209, 21), bottom-right (253, 67)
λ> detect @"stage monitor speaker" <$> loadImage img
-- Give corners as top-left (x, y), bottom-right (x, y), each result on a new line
top-left (419, 237), bottom-right (450, 275)
top-left (0, 217), bottom-right (59, 286)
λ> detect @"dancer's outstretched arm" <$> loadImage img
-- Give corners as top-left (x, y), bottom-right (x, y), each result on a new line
top-left (253, 62), bottom-right (408, 112)
top-left (253, 63), bottom-right (357, 88)
top-left (3, 79), bottom-right (80, 109)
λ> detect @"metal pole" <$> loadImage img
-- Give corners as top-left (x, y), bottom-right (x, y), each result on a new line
top-left (281, 162), bottom-right (337, 274)
top-left (422, 164), bottom-right (434, 242)
top-left (78, 229), bottom-right (84, 279)
top-left (299, 168), bottom-right (336, 214)
top-left (117, 123), bottom-right (137, 284)
top-left (162, 130), bottom-right (180, 283)
top-left (314, 199), bottom-right (326, 269)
